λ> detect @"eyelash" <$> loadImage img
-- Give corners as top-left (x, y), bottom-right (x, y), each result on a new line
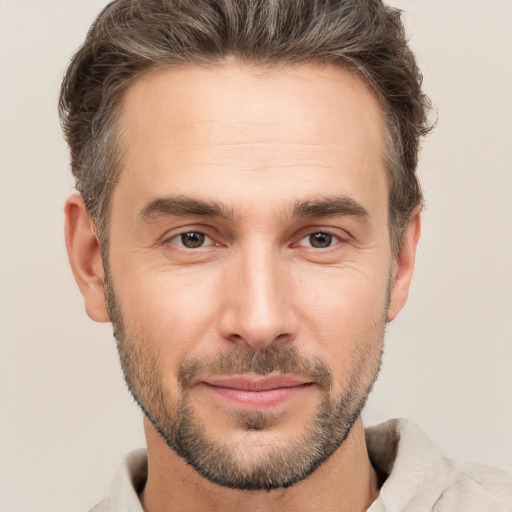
top-left (296, 231), bottom-right (342, 249)
top-left (163, 229), bottom-right (216, 249)
top-left (162, 227), bottom-right (346, 252)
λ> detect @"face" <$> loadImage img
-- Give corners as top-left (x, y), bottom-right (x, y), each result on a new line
top-left (99, 63), bottom-right (400, 489)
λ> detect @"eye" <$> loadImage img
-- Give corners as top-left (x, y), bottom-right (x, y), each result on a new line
top-left (171, 231), bottom-right (212, 249)
top-left (298, 232), bottom-right (339, 249)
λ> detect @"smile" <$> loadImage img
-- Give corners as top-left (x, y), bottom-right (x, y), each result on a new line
top-left (200, 375), bottom-right (314, 411)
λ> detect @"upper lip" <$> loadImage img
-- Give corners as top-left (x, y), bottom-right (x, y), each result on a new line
top-left (202, 375), bottom-right (312, 391)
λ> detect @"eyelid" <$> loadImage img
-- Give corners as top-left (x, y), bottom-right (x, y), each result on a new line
top-left (160, 226), bottom-right (219, 248)
top-left (297, 234), bottom-right (341, 251)
top-left (172, 231), bottom-right (213, 248)
top-left (293, 226), bottom-right (350, 247)
top-left (157, 224), bottom-right (350, 251)
top-left (296, 232), bottom-right (339, 248)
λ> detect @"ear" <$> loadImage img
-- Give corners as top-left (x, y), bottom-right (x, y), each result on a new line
top-left (387, 211), bottom-right (421, 322)
top-left (64, 194), bottom-right (110, 323)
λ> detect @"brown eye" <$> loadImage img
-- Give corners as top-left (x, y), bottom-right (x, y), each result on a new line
top-left (177, 232), bottom-right (207, 248)
top-left (308, 232), bottom-right (333, 248)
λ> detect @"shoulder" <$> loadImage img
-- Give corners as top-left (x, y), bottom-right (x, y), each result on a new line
top-left (89, 497), bottom-right (111, 512)
top-left (434, 458), bottom-right (512, 511)
top-left (87, 448), bottom-right (147, 512)
top-left (366, 418), bottom-right (512, 511)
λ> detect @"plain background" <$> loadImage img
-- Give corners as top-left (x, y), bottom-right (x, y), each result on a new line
top-left (1, 1), bottom-right (511, 511)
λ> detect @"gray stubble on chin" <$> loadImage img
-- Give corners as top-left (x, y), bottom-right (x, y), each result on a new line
top-left (106, 267), bottom-right (385, 490)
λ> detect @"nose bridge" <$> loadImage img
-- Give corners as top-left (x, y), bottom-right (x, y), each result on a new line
top-left (219, 237), bottom-right (295, 349)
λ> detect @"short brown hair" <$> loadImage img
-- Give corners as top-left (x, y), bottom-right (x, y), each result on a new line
top-left (59, 0), bottom-right (433, 251)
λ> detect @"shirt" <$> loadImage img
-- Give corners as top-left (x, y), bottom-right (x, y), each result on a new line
top-left (90, 418), bottom-right (512, 511)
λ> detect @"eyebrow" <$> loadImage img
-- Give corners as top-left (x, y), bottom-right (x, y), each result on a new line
top-left (291, 196), bottom-right (369, 220)
top-left (139, 196), bottom-right (233, 222)
top-left (139, 195), bottom-right (369, 223)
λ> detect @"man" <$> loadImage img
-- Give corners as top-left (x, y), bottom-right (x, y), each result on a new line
top-left (60, 0), bottom-right (512, 511)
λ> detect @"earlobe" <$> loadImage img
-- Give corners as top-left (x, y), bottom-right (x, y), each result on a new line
top-left (64, 194), bottom-right (110, 323)
top-left (387, 211), bottom-right (421, 322)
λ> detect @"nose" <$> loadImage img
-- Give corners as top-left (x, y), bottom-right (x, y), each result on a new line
top-left (218, 244), bottom-right (297, 350)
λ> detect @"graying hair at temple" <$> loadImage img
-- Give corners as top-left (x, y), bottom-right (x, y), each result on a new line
top-left (59, 0), bottom-right (433, 254)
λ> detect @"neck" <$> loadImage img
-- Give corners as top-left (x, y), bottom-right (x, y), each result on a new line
top-left (140, 417), bottom-right (379, 512)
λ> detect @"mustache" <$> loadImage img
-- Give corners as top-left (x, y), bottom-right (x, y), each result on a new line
top-left (177, 344), bottom-right (332, 391)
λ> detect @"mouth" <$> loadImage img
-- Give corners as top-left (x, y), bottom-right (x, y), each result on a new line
top-left (200, 375), bottom-right (314, 411)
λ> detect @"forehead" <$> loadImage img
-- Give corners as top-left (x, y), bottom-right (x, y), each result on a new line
top-left (114, 62), bottom-right (387, 218)
top-left (119, 61), bottom-right (385, 151)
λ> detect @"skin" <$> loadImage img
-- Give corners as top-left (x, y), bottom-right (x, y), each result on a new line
top-left (65, 62), bottom-right (420, 512)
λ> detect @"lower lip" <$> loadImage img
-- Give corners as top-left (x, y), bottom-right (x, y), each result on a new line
top-left (202, 383), bottom-right (312, 411)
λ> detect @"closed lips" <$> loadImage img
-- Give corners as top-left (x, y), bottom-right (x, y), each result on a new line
top-left (202, 375), bottom-right (313, 391)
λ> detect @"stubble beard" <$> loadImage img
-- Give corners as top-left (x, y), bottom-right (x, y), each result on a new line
top-left (103, 270), bottom-right (386, 491)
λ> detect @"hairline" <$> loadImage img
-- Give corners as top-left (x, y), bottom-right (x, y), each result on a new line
top-left (94, 58), bottom-right (416, 260)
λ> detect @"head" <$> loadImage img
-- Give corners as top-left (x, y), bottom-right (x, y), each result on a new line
top-left (60, 0), bottom-right (432, 254)
top-left (62, 0), bottom-right (430, 492)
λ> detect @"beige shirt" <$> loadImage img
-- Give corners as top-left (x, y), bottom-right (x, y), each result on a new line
top-left (90, 419), bottom-right (512, 511)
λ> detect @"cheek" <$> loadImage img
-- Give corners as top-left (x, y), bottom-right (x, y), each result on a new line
top-left (294, 265), bottom-right (388, 376)
top-left (295, 262), bottom-right (390, 327)
top-left (115, 266), bottom-right (221, 361)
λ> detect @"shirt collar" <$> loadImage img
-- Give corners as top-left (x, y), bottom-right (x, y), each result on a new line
top-left (107, 419), bottom-right (449, 511)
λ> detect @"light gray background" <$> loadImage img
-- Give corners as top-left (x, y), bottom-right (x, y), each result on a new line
top-left (1, 1), bottom-right (511, 511)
